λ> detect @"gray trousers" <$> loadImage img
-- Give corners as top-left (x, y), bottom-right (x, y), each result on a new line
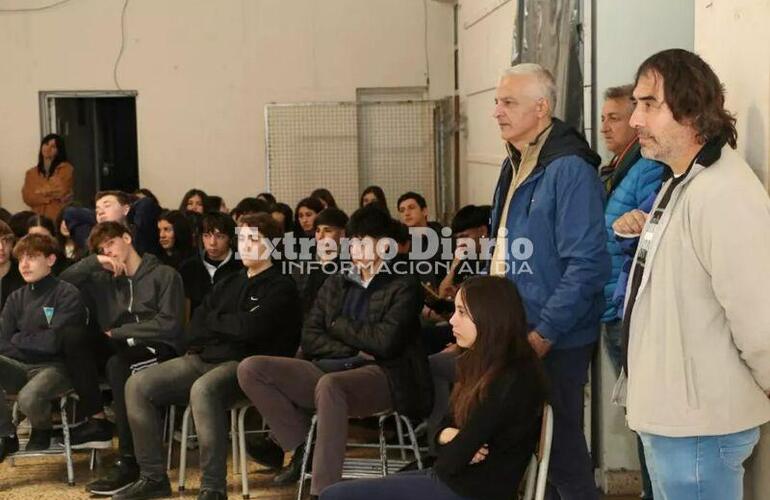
top-left (124, 354), bottom-right (244, 493)
top-left (237, 356), bottom-right (392, 495)
top-left (0, 354), bottom-right (71, 435)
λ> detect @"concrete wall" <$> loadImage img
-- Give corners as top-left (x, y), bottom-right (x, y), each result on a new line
top-left (0, 0), bottom-right (454, 211)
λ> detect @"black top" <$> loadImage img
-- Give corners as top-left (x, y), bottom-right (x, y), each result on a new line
top-left (179, 252), bottom-right (242, 313)
top-left (186, 265), bottom-right (302, 364)
top-left (0, 261), bottom-right (25, 311)
top-left (433, 365), bottom-right (545, 500)
top-left (0, 274), bottom-right (86, 363)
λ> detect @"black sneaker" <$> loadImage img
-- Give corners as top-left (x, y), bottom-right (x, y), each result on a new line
top-left (86, 457), bottom-right (140, 496)
top-left (245, 436), bottom-right (284, 469)
top-left (70, 418), bottom-right (113, 449)
top-left (111, 476), bottom-right (171, 500)
top-left (273, 442), bottom-right (309, 486)
top-left (197, 489), bottom-right (227, 500)
top-left (0, 435), bottom-right (19, 462)
top-left (25, 428), bottom-right (53, 451)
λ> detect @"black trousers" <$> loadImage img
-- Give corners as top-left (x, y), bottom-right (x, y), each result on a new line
top-left (61, 326), bottom-right (173, 457)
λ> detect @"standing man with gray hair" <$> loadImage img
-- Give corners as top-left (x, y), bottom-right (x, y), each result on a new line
top-left (488, 63), bottom-right (609, 499)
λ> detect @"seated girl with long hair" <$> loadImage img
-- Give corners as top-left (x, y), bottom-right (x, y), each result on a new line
top-left (321, 275), bottom-right (548, 500)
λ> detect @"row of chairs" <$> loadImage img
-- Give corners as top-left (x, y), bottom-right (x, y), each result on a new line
top-left (5, 391), bottom-right (553, 500)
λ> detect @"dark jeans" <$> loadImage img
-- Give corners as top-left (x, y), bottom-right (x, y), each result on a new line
top-left (0, 355), bottom-right (71, 435)
top-left (426, 349), bottom-right (458, 455)
top-left (125, 355), bottom-right (244, 493)
top-left (237, 356), bottom-right (392, 495)
top-left (544, 344), bottom-right (599, 500)
top-left (320, 469), bottom-right (470, 500)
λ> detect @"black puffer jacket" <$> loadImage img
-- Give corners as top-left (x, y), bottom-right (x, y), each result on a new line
top-left (301, 271), bottom-right (434, 419)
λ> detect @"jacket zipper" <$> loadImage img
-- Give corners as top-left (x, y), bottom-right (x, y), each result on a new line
top-left (128, 279), bottom-right (139, 322)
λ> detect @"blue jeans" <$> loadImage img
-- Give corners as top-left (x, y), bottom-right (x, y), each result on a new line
top-left (639, 427), bottom-right (760, 500)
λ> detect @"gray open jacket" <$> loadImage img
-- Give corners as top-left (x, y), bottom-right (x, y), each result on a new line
top-left (60, 253), bottom-right (185, 354)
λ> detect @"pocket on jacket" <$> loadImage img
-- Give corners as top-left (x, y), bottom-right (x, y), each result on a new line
top-left (718, 427), bottom-right (760, 473)
top-left (684, 358), bottom-right (699, 409)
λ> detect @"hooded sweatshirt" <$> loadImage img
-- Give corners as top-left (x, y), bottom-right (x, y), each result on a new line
top-left (60, 253), bottom-right (185, 354)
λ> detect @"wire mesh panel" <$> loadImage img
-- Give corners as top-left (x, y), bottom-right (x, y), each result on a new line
top-left (266, 103), bottom-right (360, 214)
top-left (266, 101), bottom-right (441, 217)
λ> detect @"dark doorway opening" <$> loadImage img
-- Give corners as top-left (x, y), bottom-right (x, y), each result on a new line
top-left (40, 93), bottom-right (139, 206)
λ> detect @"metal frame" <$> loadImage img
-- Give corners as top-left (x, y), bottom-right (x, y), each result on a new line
top-left (39, 90), bottom-right (138, 136)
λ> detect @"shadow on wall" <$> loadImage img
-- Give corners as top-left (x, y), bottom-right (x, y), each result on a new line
top-left (744, 105), bottom-right (768, 189)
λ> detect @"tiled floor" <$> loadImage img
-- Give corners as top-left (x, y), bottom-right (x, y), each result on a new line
top-left (0, 449), bottom-right (640, 499)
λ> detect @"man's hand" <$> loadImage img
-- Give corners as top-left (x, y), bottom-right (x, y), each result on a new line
top-left (528, 331), bottom-right (551, 358)
top-left (470, 444), bottom-right (489, 465)
top-left (612, 209), bottom-right (648, 237)
top-left (97, 255), bottom-right (126, 277)
top-left (104, 330), bottom-right (113, 338)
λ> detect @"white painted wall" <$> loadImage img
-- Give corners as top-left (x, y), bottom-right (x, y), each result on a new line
top-left (694, 3), bottom-right (770, 498)
top-left (456, 0), bottom-right (516, 207)
top-left (0, 0), bottom-right (454, 211)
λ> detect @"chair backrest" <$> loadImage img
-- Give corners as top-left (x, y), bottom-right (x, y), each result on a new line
top-left (521, 404), bottom-right (554, 500)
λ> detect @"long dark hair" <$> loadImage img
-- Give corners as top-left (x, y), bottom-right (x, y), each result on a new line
top-left (310, 188), bottom-right (338, 209)
top-left (636, 49), bottom-right (737, 148)
top-left (294, 197), bottom-right (325, 237)
top-left (179, 189), bottom-right (208, 212)
top-left (450, 276), bottom-right (546, 427)
top-left (360, 185), bottom-right (389, 214)
top-left (158, 210), bottom-right (196, 265)
top-left (36, 134), bottom-right (68, 178)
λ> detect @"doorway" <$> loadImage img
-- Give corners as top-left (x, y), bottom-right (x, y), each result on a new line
top-left (39, 91), bottom-right (139, 206)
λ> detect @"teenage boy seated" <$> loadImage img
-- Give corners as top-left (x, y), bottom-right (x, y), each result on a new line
top-left (0, 234), bottom-right (86, 460)
top-left (63, 191), bottom-right (162, 257)
top-left (296, 207), bottom-right (348, 316)
top-left (180, 211), bottom-right (242, 313)
top-left (237, 205), bottom-right (433, 499)
top-left (113, 213), bottom-right (302, 500)
top-left (59, 222), bottom-right (185, 495)
top-left (396, 191), bottom-right (447, 289)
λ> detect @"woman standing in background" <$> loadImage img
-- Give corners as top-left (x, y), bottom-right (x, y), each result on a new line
top-left (21, 134), bottom-right (74, 220)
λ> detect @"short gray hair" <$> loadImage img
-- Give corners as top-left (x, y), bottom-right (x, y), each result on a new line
top-left (501, 63), bottom-right (557, 111)
top-left (603, 84), bottom-right (634, 101)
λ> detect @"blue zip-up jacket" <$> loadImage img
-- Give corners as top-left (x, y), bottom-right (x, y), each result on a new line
top-left (489, 118), bottom-right (610, 350)
top-left (602, 144), bottom-right (663, 322)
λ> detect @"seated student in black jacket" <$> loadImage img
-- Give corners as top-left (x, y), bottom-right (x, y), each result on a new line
top-left (0, 234), bottom-right (86, 460)
top-left (237, 205), bottom-right (433, 499)
top-left (60, 222), bottom-right (186, 495)
top-left (180, 211), bottom-right (242, 314)
top-left (113, 213), bottom-right (302, 500)
top-left (0, 221), bottom-right (25, 310)
top-left (321, 276), bottom-right (547, 500)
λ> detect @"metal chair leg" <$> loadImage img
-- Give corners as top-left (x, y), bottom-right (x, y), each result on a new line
top-left (401, 415), bottom-right (422, 469)
top-left (394, 413), bottom-right (407, 461)
top-left (296, 415), bottom-right (317, 500)
top-left (166, 405), bottom-right (176, 471)
top-left (60, 396), bottom-right (75, 486)
top-left (230, 409), bottom-right (239, 475)
top-left (378, 414), bottom-right (388, 477)
top-left (178, 406), bottom-right (192, 491)
top-left (238, 407), bottom-right (250, 499)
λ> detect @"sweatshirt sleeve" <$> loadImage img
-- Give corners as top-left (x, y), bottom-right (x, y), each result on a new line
top-left (690, 177), bottom-right (770, 391)
top-left (535, 158), bottom-right (610, 345)
top-left (327, 278), bottom-right (422, 359)
top-left (59, 254), bottom-right (103, 287)
top-left (0, 291), bottom-right (22, 356)
top-left (110, 270), bottom-right (185, 344)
